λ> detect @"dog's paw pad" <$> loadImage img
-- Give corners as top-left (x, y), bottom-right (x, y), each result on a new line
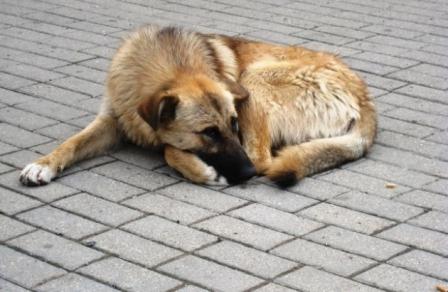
top-left (203, 166), bottom-right (228, 186)
top-left (20, 163), bottom-right (56, 186)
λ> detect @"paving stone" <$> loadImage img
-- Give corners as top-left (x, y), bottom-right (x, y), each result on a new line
top-left (377, 93), bottom-right (448, 116)
top-left (36, 123), bottom-right (81, 140)
top-left (19, 83), bottom-right (91, 105)
top-left (92, 161), bottom-right (177, 191)
top-left (8, 230), bottom-right (104, 270)
top-left (355, 264), bottom-right (447, 292)
top-left (176, 285), bottom-right (208, 292)
top-left (0, 123), bottom-right (51, 148)
top-left (35, 273), bottom-right (120, 292)
top-left (388, 69), bottom-right (448, 90)
top-left (0, 150), bottom-right (41, 169)
top-left (194, 215), bottom-right (291, 250)
top-left (286, 177), bottom-right (349, 200)
top-left (408, 211), bottom-right (448, 233)
top-left (17, 205), bottom-right (106, 240)
top-left (305, 226), bottom-right (407, 261)
top-left (396, 190), bottom-right (448, 213)
top-left (0, 186), bottom-right (42, 215)
top-left (0, 278), bottom-right (30, 292)
top-left (346, 159), bottom-right (437, 188)
top-left (277, 266), bottom-right (381, 292)
top-left (0, 214), bottom-right (34, 241)
top-left (378, 115), bottom-right (436, 138)
top-left (427, 130), bottom-right (448, 145)
top-left (388, 250), bottom-right (448, 280)
top-left (0, 171), bottom-right (78, 202)
top-left (384, 107), bottom-right (447, 130)
top-left (229, 203), bottom-right (323, 236)
top-left (123, 215), bottom-right (216, 251)
top-left (159, 255), bottom-right (263, 291)
top-left (0, 162), bottom-right (13, 174)
top-left (197, 240), bottom-right (297, 278)
top-left (395, 84), bottom-right (448, 105)
top-left (158, 182), bottom-right (247, 212)
top-left (15, 98), bottom-right (88, 121)
top-left (0, 141), bottom-right (18, 155)
top-left (0, 72), bottom-right (36, 90)
top-left (299, 203), bottom-right (394, 234)
top-left (110, 144), bottom-right (165, 170)
top-left (272, 238), bottom-right (375, 276)
top-left (123, 193), bottom-right (213, 224)
top-left (319, 169), bottom-right (410, 198)
top-left (423, 179), bottom-right (448, 196)
top-left (0, 246), bottom-right (65, 288)
top-left (86, 229), bottom-right (182, 267)
top-left (378, 224), bottom-right (448, 256)
top-left (53, 193), bottom-right (142, 226)
top-left (330, 191), bottom-right (424, 221)
top-left (345, 57), bottom-right (398, 75)
top-left (0, 107), bottom-right (56, 131)
top-left (255, 283), bottom-right (296, 292)
top-left (79, 257), bottom-right (181, 292)
top-left (59, 171), bottom-right (144, 201)
top-left (224, 183), bottom-right (317, 212)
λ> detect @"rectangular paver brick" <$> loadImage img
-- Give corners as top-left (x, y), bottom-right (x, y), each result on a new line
top-left (305, 226), bottom-right (407, 261)
top-left (388, 250), bottom-right (448, 280)
top-left (159, 255), bottom-right (263, 291)
top-left (197, 240), bottom-right (297, 278)
top-left (79, 257), bottom-right (181, 292)
top-left (0, 123), bottom-right (51, 148)
top-left (0, 278), bottom-right (29, 292)
top-left (35, 273), bottom-right (119, 292)
top-left (8, 230), bottom-right (104, 270)
top-left (287, 177), bottom-right (349, 200)
top-left (229, 203), bottom-right (323, 236)
top-left (423, 179), bottom-right (448, 196)
top-left (0, 186), bottom-right (42, 215)
top-left (408, 211), bottom-right (448, 233)
top-left (16, 98), bottom-right (88, 121)
top-left (299, 203), bottom-right (394, 234)
top-left (123, 215), bottom-right (216, 251)
top-left (194, 215), bottom-right (292, 251)
top-left (0, 214), bottom-right (34, 241)
top-left (396, 190), bottom-right (448, 213)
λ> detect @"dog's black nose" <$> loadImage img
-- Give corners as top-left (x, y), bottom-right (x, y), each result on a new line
top-left (238, 165), bottom-right (257, 182)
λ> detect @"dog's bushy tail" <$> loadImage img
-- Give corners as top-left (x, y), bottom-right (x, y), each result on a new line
top-left (266, 102), bottom-right (377, 188)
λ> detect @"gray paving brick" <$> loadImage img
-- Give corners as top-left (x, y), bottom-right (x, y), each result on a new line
top-left (0, 278), bottom-right (30, 292)
top-left (346, 40), bottom-right (408, 56)
top-left (229, 203), bottom-right (323, 236)
top-left (19, 83), bottom-right (90, 106)
top-left (8, 230), bottom-right (104, 270)
top-left (35, 273), bottom-right (119, 292)
top-left (159, 255), bottom-right (263, 291)
top-left (299, 203), bottom-right (394, 234)
top-left (427, 130), bottom-right (448, 145)
top-left (1, 61), bottom-right (65, 83)
top-left (123, 215), bottom-right (216, 251)
top-left (0, 150), bottom-right (41, 169)
top-left (110, 145), bottom-right (165, 170)
top-left (50, 76), bottom-right (104, 97)
top-left (224, 183), bottom-right (317, 212)
top-left (0, 141), bottom-right (18, 155)
top-left (303, 41), bottom-right (362, 57)
top-left (78, 58), bottom-right (110, 71)
top-left (86, 229), bottom-right (182, 267)
top-left (158, 182), bottom-right (247, 212)
top-left (388, 250), bottom-right (448, 280)
top-left (123, 193), bottom-right (213, 224)
top-left (359, 72), bottom-right (407, 91)
top-left (378, 115), bottom-right (436, 138)
top-left (197, 240), bottom-right (296, 278)
top-left (355, 264), bottom-right (447, 292)
top-left (0, 72), bottom-right (36, 90)
top-left (388, 69), bottom-right (448, 90)
top-left (0, 246), bottom-right (65, 288)
top-left (345, 57), bottom-right (398, 75)
top-left (316, 25), bottom-right (374, 40)
top-left (195, 215), bottom-right (291, 250)
top-left (0, 186), bottom-right (42, 215)
top-left (17, 205), bottom-right (106, 240)
top-left (92, 161), bottom-right (177, 191)
top-left (350, 51), bottom-right (419, 69)
top-left (277, 266), bottom-right (380, 292)
top-left (246, 30), bottom-right (307, 45)
top-left (377, 93), bottom-right (448, 116)
top-left (0, 214), bottom-right (34, 241)
top-left (409, 211), bottom-right (448, 233)
top-left (0, 107), bottom-right (56, 130)
top-left (0, 171), bottom-right (78, 202)
top-left (36, 123), bottom-right (81, 140)
top-left (396, 190), bottom-right (448, 213)
top-left (255, 283), bottom-right (296, 292)
top-left (305, 226), bottom-right (407, 261)
top-left (272, 238), bottom-right (375, 276)
top-left (176, 285), bottom-right (208, 292)
top-left (395, 84), bottom-right (448, 105)
top-left (330, 191), bottom-right (424, 221)
top-left (361, 24), bottom-right (424, 39)
top-left (79, 257), bottom-right (181, 292)
top-left (286, 177), bottom-right (349, 200)
top-left (53, 193), bottom-right (142, 226)
top-left (0, 123), bottom-right (51, 148)
top-left (0, 162), bottom-right (13, 174)
top-left (319, 169), bottom-right (410, 198)
top-left (378, 224), bottom-right (448, 256)
top-left (15, 98), bottom-right (88, 121)
top-left (423, 179), bottom-right (448, 196)
top-left (59, 171), bottom-right (144, 202)
top-left (346, 159), bottom-right (437, 188)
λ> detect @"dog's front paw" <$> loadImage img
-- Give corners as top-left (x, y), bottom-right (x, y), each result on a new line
top-left (20, 163), bottom-right (56, 186)
top-left (203, 166), bottom-right (228, 186)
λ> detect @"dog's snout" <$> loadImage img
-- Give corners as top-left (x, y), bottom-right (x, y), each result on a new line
top-left (238, 165), bottom-right (257, 182)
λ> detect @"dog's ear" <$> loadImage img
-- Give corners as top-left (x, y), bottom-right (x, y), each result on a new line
top-left (223, 78), bottom-right (249, 101)
top-left (138, 95), bottom-right (179, 130)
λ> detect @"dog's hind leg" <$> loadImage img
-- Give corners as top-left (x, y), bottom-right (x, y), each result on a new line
top-left (164, 145), bottom-right (227, 185)
top-left (20, 114), bottom-right (120, 186)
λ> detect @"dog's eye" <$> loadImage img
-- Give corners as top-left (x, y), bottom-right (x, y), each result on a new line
top-left (201, 126), bottom-right (221, 140)
top-left (231, 116), bottom-right (239, 133)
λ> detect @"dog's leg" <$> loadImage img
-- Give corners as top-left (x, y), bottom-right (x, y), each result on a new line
top-left (164, 145), bottom-right (227, 185)
top-left (20, 114), bottom-right (120, 186)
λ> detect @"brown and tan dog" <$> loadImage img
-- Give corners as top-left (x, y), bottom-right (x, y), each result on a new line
top-left (20, 25), bottom-right (376, 187)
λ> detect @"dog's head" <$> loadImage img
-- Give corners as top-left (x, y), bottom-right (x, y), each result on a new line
top-left (138, 74), bottom-right (256, 184)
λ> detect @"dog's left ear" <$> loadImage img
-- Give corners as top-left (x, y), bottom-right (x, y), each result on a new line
top-left (224, 78), bottom-right (249, 101)
top-left (138, 95), bottom-right (179, 131)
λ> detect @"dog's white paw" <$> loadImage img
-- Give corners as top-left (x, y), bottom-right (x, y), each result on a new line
top-left (20, 163), bottom-right (56, 186)
top-left (203, 165), bottom-right (228, 186)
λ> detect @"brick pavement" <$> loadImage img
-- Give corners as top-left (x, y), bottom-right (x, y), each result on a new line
top-left (0, 0), bottom-right (447, 291)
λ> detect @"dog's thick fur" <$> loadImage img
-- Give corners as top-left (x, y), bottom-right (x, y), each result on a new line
top-left (20, 25), bottom-right (376, 187)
